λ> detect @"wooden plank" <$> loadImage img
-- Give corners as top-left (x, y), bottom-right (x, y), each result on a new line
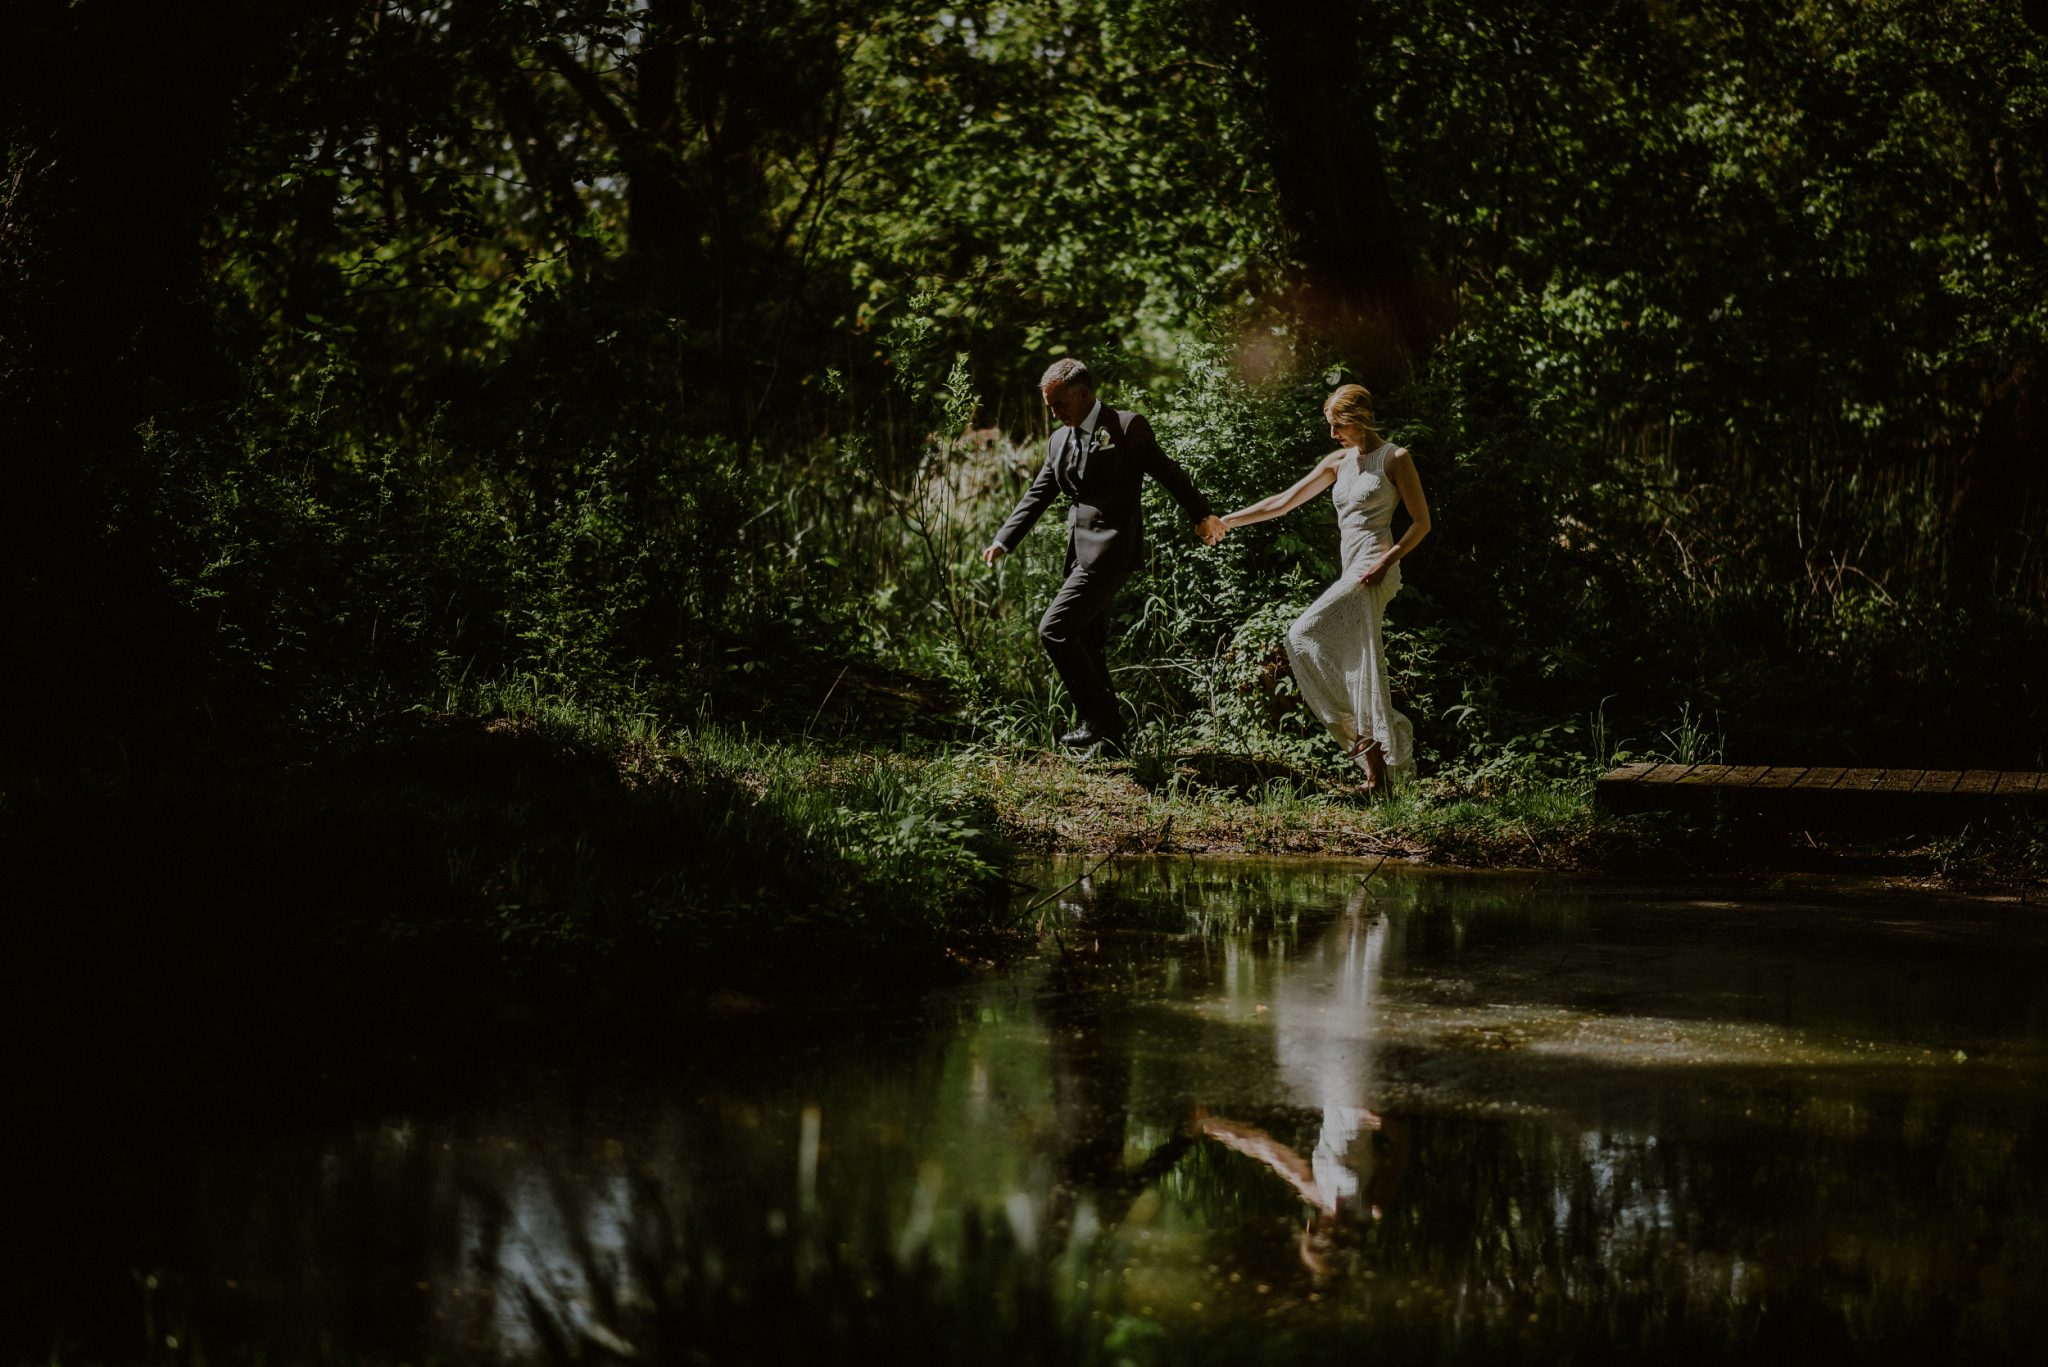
top-left (1594, 760), bottom-right (2044, 830)
top-left (1594, 761), bottom-right (1685, 817)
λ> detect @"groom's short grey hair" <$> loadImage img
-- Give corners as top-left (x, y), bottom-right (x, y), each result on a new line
top-left (1039, 358), bottom-right (1093, 393)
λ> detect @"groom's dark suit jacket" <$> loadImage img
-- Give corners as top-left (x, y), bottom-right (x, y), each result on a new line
top-left (993, 408), bottom-right (1213, 573)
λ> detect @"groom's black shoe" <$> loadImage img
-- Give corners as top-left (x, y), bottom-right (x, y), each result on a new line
top-left (1060, 721), bottom-right (1127, 754)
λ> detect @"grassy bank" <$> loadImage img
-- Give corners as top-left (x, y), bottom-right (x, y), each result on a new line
top-left (1, 683), bottom-right (1020, 1029)
top-left (1, 684), bottom-right (1642, 1014)
top-left (942, 747), bottom-right (1683, 871)
top-left (9, 674), bottom-right (2033, 1045)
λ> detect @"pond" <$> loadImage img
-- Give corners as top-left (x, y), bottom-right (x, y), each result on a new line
top-left (22, 861), bottom-right (2048, 1364)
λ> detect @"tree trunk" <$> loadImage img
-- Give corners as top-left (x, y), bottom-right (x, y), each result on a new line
top-left (490, 51), bottom-right (585, 242)
top-left (1244, 0), bottom-right (1433, 379)
top-left (539, 12), bottom-right (701, 307)
top-left (1950, 354), bottom-right (2045, 599)
top-left (628, 0), bottom-right (697, 306)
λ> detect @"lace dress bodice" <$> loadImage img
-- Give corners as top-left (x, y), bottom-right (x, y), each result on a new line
top-left (1333, 442), bottom-right (1401, 580)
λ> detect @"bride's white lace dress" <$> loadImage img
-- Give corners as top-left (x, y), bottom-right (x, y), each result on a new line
top-left (1283, 441), bottom-right (1415, 779)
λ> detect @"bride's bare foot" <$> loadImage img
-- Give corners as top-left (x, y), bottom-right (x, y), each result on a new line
top-left (1347, 736), bottom-right (1389, 793)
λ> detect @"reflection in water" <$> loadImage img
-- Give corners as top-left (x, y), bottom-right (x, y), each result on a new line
top-left (36, 863), bottom-right (2048, 1363)
top-left (1196, 886), bottom-right (1412, 1279)
top-left (1038, 888), bottom-right (1195, 1261)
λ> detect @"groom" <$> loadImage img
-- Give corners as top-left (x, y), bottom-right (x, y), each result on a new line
top-left (982, 358), bottom-right (1226, 751)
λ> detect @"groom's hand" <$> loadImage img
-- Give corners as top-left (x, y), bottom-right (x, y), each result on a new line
top-left (982, 542), bottom-right (1007, 566)
top-left (1195, 515), bottom-right (1226, 546)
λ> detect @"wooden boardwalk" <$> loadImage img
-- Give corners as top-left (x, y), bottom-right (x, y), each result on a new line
top-left (1596, 763), bottom-right (2046, 831)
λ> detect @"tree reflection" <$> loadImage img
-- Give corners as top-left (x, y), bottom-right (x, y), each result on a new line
top-left (1037, 871), bottom-right (1197, 1256)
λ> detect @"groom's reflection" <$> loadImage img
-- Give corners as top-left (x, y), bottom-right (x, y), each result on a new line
top-left (1035, 873), bottom-right (1195, 1256)
top-left (1194, 886), bottom-right (1411, 1274)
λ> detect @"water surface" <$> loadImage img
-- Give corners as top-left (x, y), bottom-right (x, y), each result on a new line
top-left (29, 862), bottom-right (2048, 1363)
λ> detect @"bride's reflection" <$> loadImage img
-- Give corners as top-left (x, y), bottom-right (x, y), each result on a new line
top-left (1196, 886), bottom-right (1410, 1272)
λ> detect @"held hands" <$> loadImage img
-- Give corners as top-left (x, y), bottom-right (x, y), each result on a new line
top-left (989, 519), bottom-right (1225, 561)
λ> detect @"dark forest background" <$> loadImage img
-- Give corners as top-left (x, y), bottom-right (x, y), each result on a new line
top-left (9, 10), bottom-right (2047, 1358)
top-left (4, 0), bottom-right (2045, 790)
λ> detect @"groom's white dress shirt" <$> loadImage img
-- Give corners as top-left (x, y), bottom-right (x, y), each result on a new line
top-left (1073, 397), bottom-right (1105, 440)
top-left (1056, 397), bottom-right (1105, 493)
top-left (1070, 399), bottom-right (1103, 454)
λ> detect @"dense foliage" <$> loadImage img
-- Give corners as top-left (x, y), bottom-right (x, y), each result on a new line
top-left (10, 14), bottom-right (2047, 1360)
top-left (5, 0), bottom-right (2044, 778)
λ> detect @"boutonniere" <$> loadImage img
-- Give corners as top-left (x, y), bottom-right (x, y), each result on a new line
top-left (1086, 426), bottom-right (1118, 454)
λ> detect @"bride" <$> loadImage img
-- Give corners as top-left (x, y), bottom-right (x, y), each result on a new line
top-left (1221, 384), bottom-right (1431, 792)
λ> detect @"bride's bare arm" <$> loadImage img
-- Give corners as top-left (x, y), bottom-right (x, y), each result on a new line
top-left (1195, 1115), bottom-right (1330, 1212)
top-left (1357, 447), bottom-right (1432, 585)
top-left (1220, 454), bottom-right (1340, 529)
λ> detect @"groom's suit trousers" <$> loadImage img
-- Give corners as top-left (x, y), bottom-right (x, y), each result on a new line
top-left (1038, 559), bottom-right (1133, 734)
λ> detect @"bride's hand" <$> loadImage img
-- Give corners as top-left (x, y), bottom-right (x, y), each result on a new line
top-left (1357, 551), bottom-right (1396, 587)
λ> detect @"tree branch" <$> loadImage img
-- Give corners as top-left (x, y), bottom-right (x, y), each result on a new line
top-left (538, 40), bottom-right (637, 147)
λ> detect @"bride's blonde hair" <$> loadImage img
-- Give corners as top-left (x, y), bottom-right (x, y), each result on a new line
top-left (1323, 383), bottom-right (1381, 446)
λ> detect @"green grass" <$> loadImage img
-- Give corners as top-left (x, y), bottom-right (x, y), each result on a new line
top-left (920, 735), bottom-right (1688, 870)
top-left (2, 676), bottom-right (1026, 1003)
top-left (1928, 816), bottom-right (2048, 895)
